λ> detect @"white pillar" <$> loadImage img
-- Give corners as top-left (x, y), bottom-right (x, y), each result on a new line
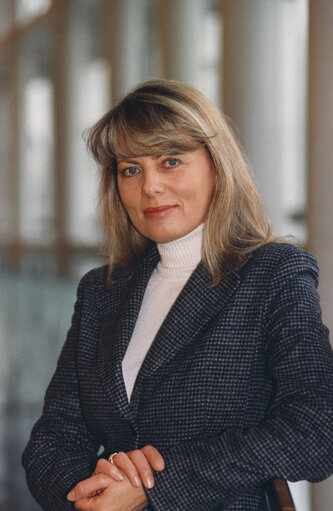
top-left (109, 0), bottom-right (147, 102)
top-left (222, 0), bottom-right (307, 239)
top-left (308, 0), bottom-right (333, 506)
top-left (160, 0), bottom-right (206, 90)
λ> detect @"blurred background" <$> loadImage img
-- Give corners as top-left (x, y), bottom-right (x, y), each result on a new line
top-left (0, 0), bottom-right (332, 509)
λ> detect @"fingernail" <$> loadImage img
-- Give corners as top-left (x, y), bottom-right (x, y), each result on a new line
top-left (67, 490), bottom-right (75, 500)
top-left (146, 476), bottom-right (154, 489)
top-left (156, 460), bottom-right (165, 470)
top-left (116, 472), bottom-right (125, 481)
top-left (134, 476), bottom-right (141, 487)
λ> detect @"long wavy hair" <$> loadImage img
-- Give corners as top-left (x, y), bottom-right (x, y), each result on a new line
top-left (86, 79), bottom-right (274, 285)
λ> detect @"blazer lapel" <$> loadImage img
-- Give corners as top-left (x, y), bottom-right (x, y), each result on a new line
top-left (130, 263), bottom-right (241, 405)
top-left (98, 246), bottom-right (159, 425)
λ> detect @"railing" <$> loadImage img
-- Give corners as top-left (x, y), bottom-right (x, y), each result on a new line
top-left (265, 479), bottom-right (296, 511)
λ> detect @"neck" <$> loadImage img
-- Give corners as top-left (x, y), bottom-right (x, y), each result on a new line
top-left (156, 224), bottom-right (203, 273)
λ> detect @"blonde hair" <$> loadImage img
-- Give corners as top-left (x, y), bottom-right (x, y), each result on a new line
top-left (86, 79), bottom-right (273, 285)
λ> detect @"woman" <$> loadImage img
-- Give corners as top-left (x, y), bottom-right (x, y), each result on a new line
top-left (22, 80), bottom-right (333, 511)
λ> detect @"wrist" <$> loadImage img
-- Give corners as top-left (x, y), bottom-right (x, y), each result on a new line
top-left (134, 485), bottom-right (148, 511)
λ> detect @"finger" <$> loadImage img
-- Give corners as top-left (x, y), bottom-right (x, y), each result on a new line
top-left (94, 458), bottom-right (125, 482)
top-left (67, 473), bottom-right (112, 501)
top-left (141, 445), bottom-right (165, 471)
top-left (128, 449), bottom-right (156, 489)
top-left (110, 451), bottom-right (142, 488)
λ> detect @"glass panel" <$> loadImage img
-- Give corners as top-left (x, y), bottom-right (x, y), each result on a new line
top-left (0, 0), bottom-right (12, 37)
top-left (20, 252), bottom-right (56, 276)
top-left (15, 0), bottom-right (51, 25)
top-left (0, 268), bottom-right (75, 510)
top-left (18, 26), bottom-right (55, 245)
top-left (0, 54), bottom-right (15, 244)
top-left (65, 0), bottom-right (109, 246)
top-left (69, 253), bottom-right (102, 280)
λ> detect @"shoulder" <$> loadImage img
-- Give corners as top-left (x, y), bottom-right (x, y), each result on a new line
top-left (240, 242), bottom-right (319, 287)
top-left (72, 263), bottom-right (136, 318)
top-left (76, 262), bottom-right (133, 297)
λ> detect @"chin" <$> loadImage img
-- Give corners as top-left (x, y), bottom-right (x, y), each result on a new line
top-left (145, 230), bottom-right (176, 244)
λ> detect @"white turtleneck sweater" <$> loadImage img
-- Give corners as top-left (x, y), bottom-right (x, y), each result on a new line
top-left (122, 224), bottom-right (203, 401)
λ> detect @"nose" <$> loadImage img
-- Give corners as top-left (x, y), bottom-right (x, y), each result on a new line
top-left (141, 168), bottom-right (164, 197)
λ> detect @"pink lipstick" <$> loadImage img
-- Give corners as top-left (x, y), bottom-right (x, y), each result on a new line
top-left (143, 205), bottom-right (177, 218)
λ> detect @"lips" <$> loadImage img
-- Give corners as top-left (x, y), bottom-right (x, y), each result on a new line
top-left (143, 205), bottom-right (177, 218)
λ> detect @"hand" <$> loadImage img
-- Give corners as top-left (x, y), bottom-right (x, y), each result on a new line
top-left (67, 475), bottom-right (147, 511)
top-left (67, 445), bottom-right (164, 508)
top-left (108, 445), bottom-right (165, 489)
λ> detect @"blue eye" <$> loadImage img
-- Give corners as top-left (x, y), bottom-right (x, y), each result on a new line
top-left (165, 158), bottom-right (179, 168)
top-left (123, 167), bottom-right (138, 177)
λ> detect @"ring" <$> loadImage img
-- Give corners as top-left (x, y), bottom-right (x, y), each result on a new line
top-left (108, 452), bottom-right (118, 464)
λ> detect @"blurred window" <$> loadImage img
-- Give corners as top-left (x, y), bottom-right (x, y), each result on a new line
top-left (15, 0), bottom-right (51, 25)
top-left (18, 26), bottom-right (55, 245)
top-left (65, 0), bottom-right (109, 247)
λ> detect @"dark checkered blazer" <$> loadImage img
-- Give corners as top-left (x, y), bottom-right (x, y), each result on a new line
top-left (22, 242), bottom-right (333, 511)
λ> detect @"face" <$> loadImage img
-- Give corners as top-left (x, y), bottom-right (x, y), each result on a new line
top-left (116, 146), bottom-right (215, 243)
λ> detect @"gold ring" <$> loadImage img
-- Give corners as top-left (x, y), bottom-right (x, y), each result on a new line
top-left (108, 452), bottom-right (118, 464)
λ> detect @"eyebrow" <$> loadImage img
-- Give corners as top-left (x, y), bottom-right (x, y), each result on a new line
top-left (117, 152), bottom-right (184, 164)
top-left (116, 158), bottom-right (140, 164)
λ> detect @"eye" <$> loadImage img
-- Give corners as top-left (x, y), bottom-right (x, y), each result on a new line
top-left (164, 158), bottom-right (180, 168)
top-left (121, 166), bottom-right (139, 177)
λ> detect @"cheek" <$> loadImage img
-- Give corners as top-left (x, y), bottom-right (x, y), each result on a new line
top-left (202, 171), bottom-right (215, 204)
top-left (117, 186), bottom-right (137, 213)
top-left (189, 176), bottom-right (215, 207)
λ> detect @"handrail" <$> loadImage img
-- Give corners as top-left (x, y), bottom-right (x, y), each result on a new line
top-left (264, 479), bottom-right (296, 511)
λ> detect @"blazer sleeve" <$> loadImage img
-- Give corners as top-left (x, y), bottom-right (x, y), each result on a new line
top-left (22, 271), bottom-right (100, 511)
top-left (146, 248), bottom-right (333, 511)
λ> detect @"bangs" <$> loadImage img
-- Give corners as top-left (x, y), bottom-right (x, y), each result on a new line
top-left (105, 97), bottom-right (206, 159)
